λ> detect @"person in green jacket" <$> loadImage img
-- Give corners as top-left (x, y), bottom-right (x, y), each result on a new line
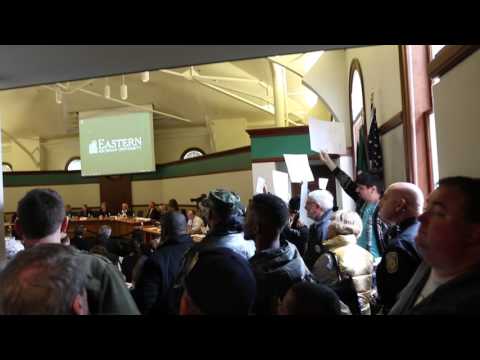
top-left (15, 188), bottom-right (140, 315)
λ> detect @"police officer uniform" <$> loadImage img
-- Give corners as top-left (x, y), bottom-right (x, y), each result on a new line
top-left (375, 217), bottom-right (422, 313)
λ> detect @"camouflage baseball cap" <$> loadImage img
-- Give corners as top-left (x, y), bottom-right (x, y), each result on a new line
top-left (201, 189), bottom-right (242, 214)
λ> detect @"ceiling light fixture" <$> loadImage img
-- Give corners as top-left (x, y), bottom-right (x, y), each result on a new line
top-left (104, 78), bottom-right (111, 99)
top-left (120, 75), bottom-right (128, 100)
top-left (141, 71), bottom-right (150, 83)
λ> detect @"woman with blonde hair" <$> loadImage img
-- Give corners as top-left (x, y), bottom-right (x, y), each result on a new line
top-left (312, 210), bottom-right (374, 315)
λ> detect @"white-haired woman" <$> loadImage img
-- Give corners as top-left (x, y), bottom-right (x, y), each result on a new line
top-left (312, 210), bottom-right (374, 315)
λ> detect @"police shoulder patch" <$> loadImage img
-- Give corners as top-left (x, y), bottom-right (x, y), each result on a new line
top-left (386, 251), bottom-right (399, 274)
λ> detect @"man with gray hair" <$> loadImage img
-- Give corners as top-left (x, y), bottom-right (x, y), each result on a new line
top-left (0, 244), bottom-right (89, 315)
top-left (375, 182), bottom-right (424, 313)
top-left (303, 189), bottom-right (335, 269)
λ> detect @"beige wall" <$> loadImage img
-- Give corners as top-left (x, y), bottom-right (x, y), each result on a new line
top-left (154, 127), bottom-right (213, 164)
top-left (303, 50), bottom-right (349, 143)
top-left (42, 137), bottom-right (80, 170)
top-left (345, 46), bottom-right (403, 127)
top-left (3, 183), bottom-right (101, 213)
top-left (132, 170), bottom-right (253, 206)
top-left (433, 50), bottom-right (480, 178)
top-left (207, 118), bottom-right (251, 152)
top-left (381, 125), bottom-right (407, 186)
top-left (2, 137), bottom-right (43, 171)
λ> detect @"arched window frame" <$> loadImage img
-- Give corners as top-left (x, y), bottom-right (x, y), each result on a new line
top-left (2, 162), bottom-right (13, 172)
top-left (180, 148), bottom-right (206, 160)
top-left (65, 157), bottom-right (81, 171)
top-left (348, 59), bottom-right (368, 178)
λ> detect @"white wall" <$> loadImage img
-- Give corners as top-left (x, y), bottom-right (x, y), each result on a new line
top-left (132, 170), bottom-right (253, 206)
top-left (433, 49), bottom-right (480, 178)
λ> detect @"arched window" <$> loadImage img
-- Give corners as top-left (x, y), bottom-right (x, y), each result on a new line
top-left (2, 162), bottom-right (13, 172)
top-left (65, 157), bottom-right (81, 171)
top-left (349, 59), bottom-right (368, 177)
top-left (181, 148), bottom-right (205, 160)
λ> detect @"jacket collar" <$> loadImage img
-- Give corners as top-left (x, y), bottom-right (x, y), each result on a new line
top-left (323, 234), bottom-right (357, 249)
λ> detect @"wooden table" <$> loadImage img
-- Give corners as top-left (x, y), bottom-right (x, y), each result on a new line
top-left (68, 217), bottom-right (153, 239)
top-left (141, 226), bottom-right (161, 242)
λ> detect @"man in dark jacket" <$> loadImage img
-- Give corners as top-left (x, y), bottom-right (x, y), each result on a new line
top-left (15, 189), bottom-right (139, 315)
top-left (173, 189), bottom-right (255, 312)
top-left (390, 177), bottom-right (480, 315)
top-left (246, 193), bottom-right (315, 315)
top-left (146, 201), bottom-right (161, 221)
top-left (70, 225), bottom-right (92, 252)
top-left (133, 211), bottom-right (193, 314)
top-left (303, 189), bottom-right (334, 269)
top-left (375, 182), bottom-right (423, 313)
top-left (281, 196), bottom-right (309, 257)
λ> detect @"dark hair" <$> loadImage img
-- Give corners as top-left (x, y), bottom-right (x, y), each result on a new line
top-left (161, 211), bottom-right (187, 240)
top-left (185, 248), bottom-right (256, 315)
top-left (17, 189), bottom-right (65, 240)
top-left (356, 172), bottom-right (384, 194)
top-left (439, 176), bottom-right (480, 223)
top-left (75, 225), bottom-right (86, 237)
top-left (168, 199), bottom-right (179, 211)
top-left (251, 193), bottom-right (289, 233)
top-left (0, 244), bottom-right (86, 315)
top-left (288, 196), bottom-right (301, 213)
top-left (285, 282), bottom-right (342, 315)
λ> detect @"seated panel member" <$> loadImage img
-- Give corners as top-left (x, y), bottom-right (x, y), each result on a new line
top-left (120, 202), bottom-right (134, 217)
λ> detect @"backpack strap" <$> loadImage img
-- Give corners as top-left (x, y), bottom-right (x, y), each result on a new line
top-left (325, 250), bottom-right (344, 282)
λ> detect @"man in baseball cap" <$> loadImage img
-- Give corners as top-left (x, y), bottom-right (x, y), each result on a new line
top-left (172, 189), bottom-right (255, 313)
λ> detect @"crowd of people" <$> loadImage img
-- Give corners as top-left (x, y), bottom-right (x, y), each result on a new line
top-left (1, 152), bottom-right (479, 315)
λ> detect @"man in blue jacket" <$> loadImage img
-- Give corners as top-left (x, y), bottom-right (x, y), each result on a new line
top-left (375, 182), bottom-right (424, 313)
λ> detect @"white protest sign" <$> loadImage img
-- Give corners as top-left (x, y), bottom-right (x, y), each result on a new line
top-left (299, 181), bottom-right (314, 227)
top-left (255, 176), bottom-right (266, 194)
top-left (283, 154), bottom-right (314, 183)
top-left (318, 177), bottom-right (329, 190)
top-left (308, 117), bottom-right (346, 154)
top-left (272, 170), bottom-right (290, 204)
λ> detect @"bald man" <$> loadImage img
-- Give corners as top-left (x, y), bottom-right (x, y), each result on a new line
top-left (375, 182), bottom-right (424, 313)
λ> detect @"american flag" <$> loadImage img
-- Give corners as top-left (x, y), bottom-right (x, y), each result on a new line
top-left (367, 105), bottom-right (384, 178)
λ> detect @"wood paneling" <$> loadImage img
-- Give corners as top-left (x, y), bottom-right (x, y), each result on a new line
top-left (379, 112), bottom-right (403, 136)
top-left (428, 45), bottom-right (479, 79)
top-left (99, 175), bottom-right (132, 214)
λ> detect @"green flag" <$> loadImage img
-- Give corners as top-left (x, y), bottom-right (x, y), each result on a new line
top-left (356, 125), bottom-right (368, 175)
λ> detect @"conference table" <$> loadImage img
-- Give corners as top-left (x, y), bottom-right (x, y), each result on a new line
top-left (68, 216), bottom-right (206, 244)
top-left (68, 216), bottom-right (154, 239)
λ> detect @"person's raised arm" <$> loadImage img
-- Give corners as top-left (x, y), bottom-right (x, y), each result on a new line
top-left (319, 151), bottom-right (360, 203)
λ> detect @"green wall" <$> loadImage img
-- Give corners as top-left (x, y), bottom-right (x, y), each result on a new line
top-left (250, 134), bottom-right (316, 160)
